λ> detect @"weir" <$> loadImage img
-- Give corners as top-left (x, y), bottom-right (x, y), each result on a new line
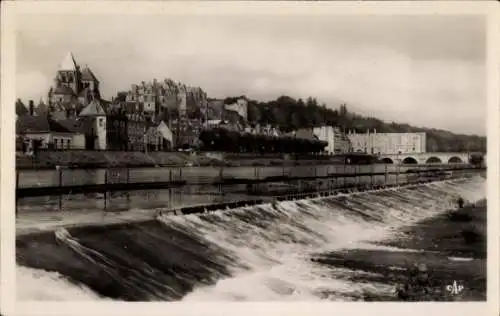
top-left (16, 176), bottom-right (486, 301)
top-left (15, 164), bottom-right (482, 212)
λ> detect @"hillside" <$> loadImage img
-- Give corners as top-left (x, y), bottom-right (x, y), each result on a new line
top-left (214, 95), bottom-right (486, 153)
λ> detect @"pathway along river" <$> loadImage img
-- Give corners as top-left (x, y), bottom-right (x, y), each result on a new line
top-left (16, 175), bottom-right (485, 301)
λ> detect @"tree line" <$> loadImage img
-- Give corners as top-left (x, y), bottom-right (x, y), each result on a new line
top-left (219, 95), bottom-right (486, 153)
top-left (198, 127), bottom-right (327, 154)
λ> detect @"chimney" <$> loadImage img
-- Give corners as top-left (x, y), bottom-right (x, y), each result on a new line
top-left (28, 100), bottom-right (34, 116)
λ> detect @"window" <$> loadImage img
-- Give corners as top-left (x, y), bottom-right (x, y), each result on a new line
top-left (99, 118), bottom-right (104, 127)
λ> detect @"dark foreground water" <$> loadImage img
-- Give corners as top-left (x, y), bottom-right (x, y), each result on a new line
top-left (16, 176), bottom-right (485, 301)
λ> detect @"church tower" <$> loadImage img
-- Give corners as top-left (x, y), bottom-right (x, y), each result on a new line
top-left (48, 52), bottom-right (102, 109)
top-left (56, 52), bottom-right (80, 95)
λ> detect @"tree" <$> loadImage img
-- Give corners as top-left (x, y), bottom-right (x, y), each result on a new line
top-left (115, 91), bottom-right (128, 102)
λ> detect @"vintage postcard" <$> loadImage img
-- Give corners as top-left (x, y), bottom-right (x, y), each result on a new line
top-left (1, 1), bottom-right (499, 316)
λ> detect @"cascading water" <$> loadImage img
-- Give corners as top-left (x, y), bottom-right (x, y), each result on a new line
top-left (16, 176), bottom-right (485, 301)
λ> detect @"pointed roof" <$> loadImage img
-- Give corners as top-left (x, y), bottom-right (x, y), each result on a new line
top-left (58, 118), bottom-right (86, 133)
top-left (16, 115), bottom-right (73, 134)
top-left (79, 99), bottom-right (106, 117)
top-left (80, 66), bottom-right (99, 82)
top-left (59, 52), bottom-right (78, 71)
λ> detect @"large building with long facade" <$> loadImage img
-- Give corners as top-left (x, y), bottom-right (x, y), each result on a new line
top-left (124, 79), bottom-right (208, 122)
top-left (347, 130), bottom-right (427, 155)
top-left (312, 125), bottom-right (352, 154)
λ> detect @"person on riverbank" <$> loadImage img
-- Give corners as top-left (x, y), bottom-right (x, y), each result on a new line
top-left (457, 196), bottom-right (465, 209)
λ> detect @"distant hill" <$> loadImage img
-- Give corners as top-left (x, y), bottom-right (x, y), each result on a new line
top-left (213, 95), bottom-right (486, 153)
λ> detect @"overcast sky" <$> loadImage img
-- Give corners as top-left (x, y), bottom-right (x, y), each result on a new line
top-left (16, 13), bottom-right (486, 135)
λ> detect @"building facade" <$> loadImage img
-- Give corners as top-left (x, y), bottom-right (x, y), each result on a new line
top-left (347, 130), bottom-right (427, 155)
top-left (124, 79), bottom-right (208, 123)
top-left (312, 126), bottom-right (352, 154)
top-left (16, 115), bottom-right (81, 150)
top-left (78, 100), bottom-right (108, 150)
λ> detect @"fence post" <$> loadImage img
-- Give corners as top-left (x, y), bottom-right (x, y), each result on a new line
top-left (396, 164), bottom-right (399, 185)
top-left (384, 164), bottom-right (388, 186)
top-left (15, 171), bottom-right (19, 215)
top-left (370, 163), bottom-right (374, 188)
top-left (104, 169), bottom-right (108, 209)
top-left (58, 166), bottom-right (62, 210)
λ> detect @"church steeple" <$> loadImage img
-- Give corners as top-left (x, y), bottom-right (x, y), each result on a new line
top-left (48, 52), bottom-right (101, 107)
top-left (56, 52), bottom-right (80, 96)
top-left (59, 52), bottom-right (78, 71)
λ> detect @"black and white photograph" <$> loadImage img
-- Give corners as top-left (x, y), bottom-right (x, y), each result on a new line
top-left (1, 1), bottom-right (498, 315)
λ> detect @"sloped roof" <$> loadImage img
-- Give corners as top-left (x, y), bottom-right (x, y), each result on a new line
top-left (16, 115), bottom-right (73, 134)
top-left (59, 52), bottom-right (78, 71)
top-left (80, 66), bottom-right (99, 82)
top-left (293, 128), bottom-right (316, 140)
top-left (16, 101), bottom-right (29, 116)
top-left (58, 119), bottom-right (86, 133)
top-left (79, 99), bottom-right (106, 116)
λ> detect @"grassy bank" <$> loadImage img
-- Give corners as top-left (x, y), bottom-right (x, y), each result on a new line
top-left (16, 151), bottom-right (337, 170)
top-left (313, 200), bottom-right (487, 301)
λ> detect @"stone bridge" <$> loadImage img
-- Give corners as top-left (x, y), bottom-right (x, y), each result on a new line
top-left (378, 152), bottom-right (472, 165)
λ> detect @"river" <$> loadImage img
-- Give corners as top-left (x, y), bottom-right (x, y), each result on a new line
top-left (16, 175), bottom-right (485, 301)
top-left (17, 163), bottom-right (468, 188)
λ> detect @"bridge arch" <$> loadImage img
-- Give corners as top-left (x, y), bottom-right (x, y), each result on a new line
top-left (426, 156), bottom-right (442, 164)
top-left (380, 157), bottom-right (394, 164)
top-left (402, 157), bottom-right (418, 164)
top-left (448, 156), bottom-right (463, 164)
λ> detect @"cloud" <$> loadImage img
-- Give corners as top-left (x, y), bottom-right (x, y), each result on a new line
top-left (14, 13), bottom-right (486, 135)
top-left (16, 70), bottom-right (51, 102)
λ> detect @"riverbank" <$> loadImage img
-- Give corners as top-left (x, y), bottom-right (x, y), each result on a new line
top-left (16, 150), bottom-right (336, 170)
top-left (313, 200), bottom-right (487, 301)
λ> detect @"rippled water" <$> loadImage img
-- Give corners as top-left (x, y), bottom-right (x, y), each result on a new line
top-left (16, 176), bottom-right (485, 301)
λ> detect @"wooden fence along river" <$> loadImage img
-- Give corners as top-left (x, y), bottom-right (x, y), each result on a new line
top-left (16, 163), bottom-right (482, 211)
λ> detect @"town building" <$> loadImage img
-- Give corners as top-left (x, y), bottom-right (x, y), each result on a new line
top-left (347, 130), bottom-right (427, 155)
top-left (312, 125), bottom-right (352, 155)
top-left (124, 79), bottom-right (208, 122)
top-left (119, 101), bottom-right (148, 151)
top-left (78, 99), bottom-right (108, 150)
top-left (224, 98), bottom-right (248, 122)
top-left (57, 119), bottom-right (86, 149)
top-left (16, 114), bottom-right (82, 150)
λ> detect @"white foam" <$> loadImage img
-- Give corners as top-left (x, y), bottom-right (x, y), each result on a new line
top-left (18, 176), bottom-right (486, 301)
top-left (17, 266), bottom-right (108, 301)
